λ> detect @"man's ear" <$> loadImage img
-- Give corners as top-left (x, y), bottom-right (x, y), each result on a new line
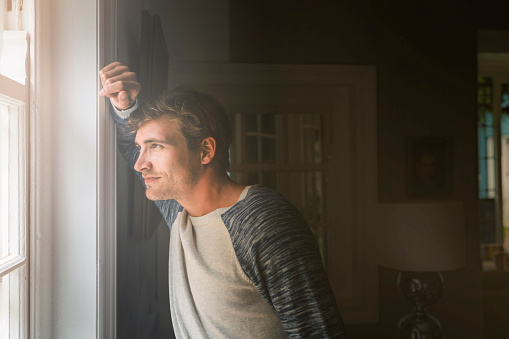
top-left (200, 137), bottom-right (216, 165)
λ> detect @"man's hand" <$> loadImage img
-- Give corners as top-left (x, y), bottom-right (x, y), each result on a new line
top-left (99, 62), bottom-right (141, 110)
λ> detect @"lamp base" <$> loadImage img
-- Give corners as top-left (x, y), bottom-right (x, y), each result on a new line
top-left (398, 310), bottom-right (442, 339)
top-left (397, 271), bottom-right (444, 339)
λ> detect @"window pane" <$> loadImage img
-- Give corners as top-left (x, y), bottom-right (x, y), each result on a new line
top-left (261, 172), bottom-right (277, 190)
top-left (260, 137), bottom-right (276, 164)
top-left (245, 114), bottom-right (257, 132)
top-left (0, 102), bottom-right (9, 259)
top-left (309, 225), bottom-right (327, 267)
top-left (277, 171), bottom-right (327, 223)
top-left (502, 83), bottom-right (509, 115)
top-left (0, 265), bottom-right (27, 339)
top-left (478, 76), bottom-right (494, 200)
top-left (0, 95), bottom-right (26, 268)
top-left (245, 136), bottom-right (258, 164)
top-left (231, 112), bottom-right (325, 165)
top-left (260, 114), bottom-right (275, 134)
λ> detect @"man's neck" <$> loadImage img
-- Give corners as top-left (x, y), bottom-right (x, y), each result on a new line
top-left (178, 170), bottom-right (246, 217)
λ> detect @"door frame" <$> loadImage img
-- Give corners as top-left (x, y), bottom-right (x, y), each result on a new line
top-left (97, 0), bottom-right (118, 337)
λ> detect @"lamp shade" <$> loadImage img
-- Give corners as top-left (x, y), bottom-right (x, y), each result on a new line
top-left (376, 201), bottom-right (466, 272)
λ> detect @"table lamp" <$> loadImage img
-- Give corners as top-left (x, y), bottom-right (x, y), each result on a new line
top-left (376, 201), bottom-right (466, 339)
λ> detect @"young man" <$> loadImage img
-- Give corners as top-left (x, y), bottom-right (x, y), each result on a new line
top-left (99, 62), bottom-right (347, 338)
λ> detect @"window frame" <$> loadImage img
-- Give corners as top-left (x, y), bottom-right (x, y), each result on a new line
top-left (0, 38), bottom-right (30, 339)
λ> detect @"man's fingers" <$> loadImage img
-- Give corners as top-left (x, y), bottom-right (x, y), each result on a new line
top-left (102, 66), bottom-right (134, 83)
top-left (99, 80), bottom-right (140, 97)
top-left (99, 61), bottom-right (122, 76)
top-left (103, 72), bottom-right (137, 87)
top-left (100, 81), bottom-right (126, 97)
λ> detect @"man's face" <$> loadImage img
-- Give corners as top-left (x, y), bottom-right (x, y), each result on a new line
top-left (133, 115), bottom-right (202, 201)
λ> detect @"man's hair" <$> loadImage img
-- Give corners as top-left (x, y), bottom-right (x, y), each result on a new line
top-left (128, 86), bottom-right (232, 170)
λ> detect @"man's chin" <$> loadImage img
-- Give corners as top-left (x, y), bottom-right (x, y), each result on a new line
top-left (145, 193), bottom-right (164, 201)
top-left (145, 189), bottom-right (172, 201)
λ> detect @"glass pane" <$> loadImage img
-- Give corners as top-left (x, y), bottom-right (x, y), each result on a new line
top-left (309, 226), bottom-right (327, 265)
top-left (228, 171), bottom-right (242, 183)
top-left (245, 114), bottom-right (257, 132)
top-left (0, 103), bottom-right (9, 259)
top-left (260, 137), bottom-right (276, 164)
top-left (303, 171), bottom-right (326, 222)
top-left (0, 265), bottom-right (27, 339)
top-left (246, 172), bottom-right (259, 185)
top-left (501, 85), bottom-right (509, 240)
top-left (261, 172), bottom-right (277, 190)
top-left (231, 112), bottom-right (324, 165)
top-left (502, 83), bottom-right (509, 115)
top-left (245, 136), bottom-right (258, 164)
top-left (478, 76), bottom-right (494, 199)
top-left (275, 171), bottom-right (327, 223)
top-left (261, 114), bottom-right (275, 134)
top-left (228, 114), bottom-right (237, 166)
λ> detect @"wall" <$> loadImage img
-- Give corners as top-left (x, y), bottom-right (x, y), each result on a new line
top-left (229, 1), bottom-right (480, 338)
top-left (144, 0), bottom-right (229, 62)
top-left (39, 0), bottom-right (102, 337)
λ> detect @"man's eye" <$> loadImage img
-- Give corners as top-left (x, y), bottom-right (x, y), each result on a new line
top-left (151, 144), bottom-right (161, 149)
top-left (135, 145), bottom-right (141, 150)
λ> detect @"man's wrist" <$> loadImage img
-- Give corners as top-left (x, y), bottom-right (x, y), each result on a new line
top-left (112, 100), bottom-right (138, 119)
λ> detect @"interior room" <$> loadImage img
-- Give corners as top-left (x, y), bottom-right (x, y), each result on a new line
top-left (3, 0), bottom-right (509, 338)
top-left (113, 1), bottom-right (509, 338)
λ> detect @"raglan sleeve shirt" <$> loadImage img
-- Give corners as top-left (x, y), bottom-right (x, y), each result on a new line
top-left (109, 101), bottom-right (348, 338)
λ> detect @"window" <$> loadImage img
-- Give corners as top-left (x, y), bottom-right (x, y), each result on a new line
top-left (229, 112), bottom-right (330, 261)
top-left (478, 54), bottom-right (509, 267)
top-left (0, 2), bottom-right (30, 337)
top-left (0, 76), bottom-right (29, 339)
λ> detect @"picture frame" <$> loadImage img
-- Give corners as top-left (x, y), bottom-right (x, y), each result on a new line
top-left (407, 136), bottom-right (454, 196)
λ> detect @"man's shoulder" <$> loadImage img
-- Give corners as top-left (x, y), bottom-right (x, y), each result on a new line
top-left (232, 184), bottom-right (300, 218)
top-left (222, 184), bottom-right (311, 240)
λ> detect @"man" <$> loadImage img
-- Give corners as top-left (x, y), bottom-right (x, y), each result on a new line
top-left (99, 62), bottom-right (347, 338)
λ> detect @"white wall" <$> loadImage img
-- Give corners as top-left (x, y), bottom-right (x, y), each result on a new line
top-left (37, 0), bottom-right (103, 337)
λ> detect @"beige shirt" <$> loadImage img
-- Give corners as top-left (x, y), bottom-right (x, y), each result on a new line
top-left (168, 186), bottom-right (287, 339)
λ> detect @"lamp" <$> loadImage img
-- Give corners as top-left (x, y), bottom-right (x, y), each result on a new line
top-left (376, 201), bottom-right (466, 339)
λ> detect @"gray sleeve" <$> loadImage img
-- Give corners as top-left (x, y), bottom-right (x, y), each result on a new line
top-left (222, 186), bottom-right (347, 338)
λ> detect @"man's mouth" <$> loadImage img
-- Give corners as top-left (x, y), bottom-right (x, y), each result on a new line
top-left (143, 176), bottom-right (159, 184)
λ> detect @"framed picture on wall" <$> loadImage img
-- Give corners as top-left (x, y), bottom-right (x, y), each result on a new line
top-left (407, 136), bottom-right (454, 196)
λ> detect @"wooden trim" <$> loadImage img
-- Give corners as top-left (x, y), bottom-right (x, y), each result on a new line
top-left (97, 0), bottom-right (117, 337)
top-left (29, 0), bottom-right (56, 336)
top-left (0, 255), bottom-right (26, 278)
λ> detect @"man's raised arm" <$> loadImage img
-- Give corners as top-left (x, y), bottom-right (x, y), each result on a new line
top-left (99, 62), bottom-right (181, 229)
top-left (98, 62), bottom-right (142, 170)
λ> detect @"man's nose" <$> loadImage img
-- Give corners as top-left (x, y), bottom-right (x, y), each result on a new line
top-left (134, 152), bottom-right (150, 172)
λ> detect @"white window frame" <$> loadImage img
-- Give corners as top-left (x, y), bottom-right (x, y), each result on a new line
top-left (0, 2), bottom-right (30, 333)
top-left (0, 76), bottom-right (29, 339)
